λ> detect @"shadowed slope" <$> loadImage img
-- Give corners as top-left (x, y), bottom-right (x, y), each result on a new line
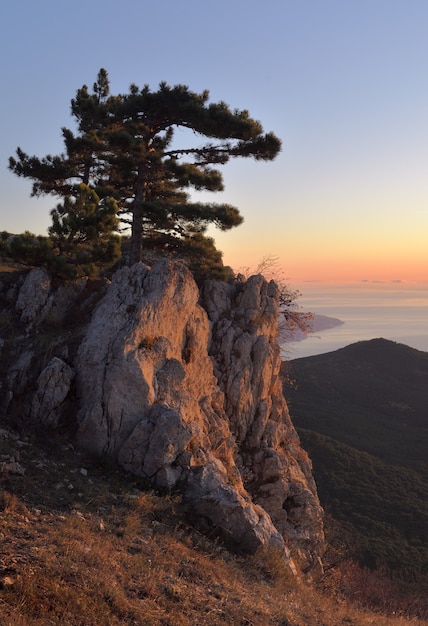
top-left (282, 339), bottom-right (428, 579)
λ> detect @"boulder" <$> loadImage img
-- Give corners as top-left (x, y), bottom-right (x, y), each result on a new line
top-left (16, 267), bottom-right (51, 324)
top-left (30, 357), bottom-right (74, 427)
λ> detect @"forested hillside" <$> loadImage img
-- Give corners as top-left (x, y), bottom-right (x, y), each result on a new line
top-left (282, 339), bottom-right (428, 587)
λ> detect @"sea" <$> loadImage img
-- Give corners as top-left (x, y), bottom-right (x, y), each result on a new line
top-left (281, 282), bottom-right (428, 360)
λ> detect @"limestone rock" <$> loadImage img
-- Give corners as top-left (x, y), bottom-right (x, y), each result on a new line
top-left (31, 357), bottom-right (74, 427)
top-left (184, 458), bottom-right (289, 557)
top-left (42, 277), bottom-right (88, 326)
top-left (203, 274), bottom-right (324, 569)
top-left (75, 260), bottom-right (219, 458)
top-left (15, 267), bottom-right (95, 328)
top-left (75, 260), bottom-right (295, 557)
top-left (1, 259), bottom-right (324, 570)
top-left (2, 269), bottom-right (108, 420)
top-left (118, 404), bottom-right (194, 490)
top-left (16, 267), bottom-right (51, 324)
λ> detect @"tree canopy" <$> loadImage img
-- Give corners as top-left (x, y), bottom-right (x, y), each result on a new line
top-left (9, 69), bottom-right (281, 271)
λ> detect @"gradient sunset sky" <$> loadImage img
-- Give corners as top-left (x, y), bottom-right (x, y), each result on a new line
top-left (1, 0), bottom-right (427, 286)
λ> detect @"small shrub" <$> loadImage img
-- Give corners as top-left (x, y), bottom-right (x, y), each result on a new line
top-left (0, 491), bottom-right (21, 513)
top-left (248, 545), bottom-right (297, 585)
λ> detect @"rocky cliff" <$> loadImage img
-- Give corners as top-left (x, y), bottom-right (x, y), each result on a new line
top-left (0, 260), bottom-right (323, 572)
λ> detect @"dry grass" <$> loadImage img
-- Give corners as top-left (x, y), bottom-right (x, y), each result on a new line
top-left (0, 427), bottom-right (426, 626)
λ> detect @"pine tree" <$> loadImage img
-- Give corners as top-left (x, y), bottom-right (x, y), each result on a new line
top-left (49, 184), bottom-right (121, 269)
top-left (10, 69), bottom-right (281, 268)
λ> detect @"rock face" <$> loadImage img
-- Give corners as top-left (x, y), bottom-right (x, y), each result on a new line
top-left (203, 276), bottom-right (324, 566)
top-left (31, 357), bottom-right (74, 427)
top-left (0, 260), bottom-right (324, 571)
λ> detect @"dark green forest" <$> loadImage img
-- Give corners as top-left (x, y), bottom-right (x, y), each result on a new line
top-left (282, 338), bottom-right (428, 580)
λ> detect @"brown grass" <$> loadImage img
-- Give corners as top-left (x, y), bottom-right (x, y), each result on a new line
top-left (0, 428), bottom-right (426, 626)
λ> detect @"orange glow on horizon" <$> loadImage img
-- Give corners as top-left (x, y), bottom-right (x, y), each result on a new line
top-left (213, 214), bottom-right (428, 287)
top-left (220, 248), bottom-right (428, 286)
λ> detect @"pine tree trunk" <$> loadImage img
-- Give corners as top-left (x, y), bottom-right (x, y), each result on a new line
top-left (130, 207), bottom-right (142, 265)
top-left (130, 166), bottom-right (146, 265)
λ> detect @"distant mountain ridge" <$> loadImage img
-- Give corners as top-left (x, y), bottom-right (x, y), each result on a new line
top-left (285, 338), bottom-right (428, 470)
top-left (281, 338), bottom-right (428, 578)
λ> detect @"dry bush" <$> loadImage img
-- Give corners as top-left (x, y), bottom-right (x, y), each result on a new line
top-left (237, 254), bottom-right (313, 344)
top-left (0, 490), bottom-right (23, 513)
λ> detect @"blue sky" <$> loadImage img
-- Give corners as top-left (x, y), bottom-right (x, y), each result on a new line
top-left (1, 0), bottom-right (427, 284)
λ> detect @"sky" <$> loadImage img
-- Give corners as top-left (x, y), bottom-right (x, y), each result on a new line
top-left (1, 0), bottom-right (427, 288)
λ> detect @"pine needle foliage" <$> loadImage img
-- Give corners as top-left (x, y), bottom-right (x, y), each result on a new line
top-left (9, 69), bottom-right (281, 273)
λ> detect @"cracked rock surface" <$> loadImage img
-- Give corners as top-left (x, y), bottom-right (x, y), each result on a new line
top-left (1, 260), bottom-right (324, 570)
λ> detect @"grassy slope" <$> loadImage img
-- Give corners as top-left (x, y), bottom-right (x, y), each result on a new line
top-left (283, 338), bottom-right (428, 581)
top-left (1, 426), bottom-right (426, 625)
